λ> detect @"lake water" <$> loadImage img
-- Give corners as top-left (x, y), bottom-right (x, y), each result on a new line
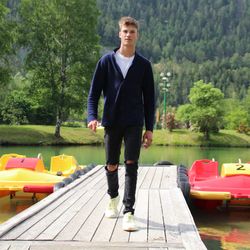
top-left (0, 145), bottom-right (250, 249)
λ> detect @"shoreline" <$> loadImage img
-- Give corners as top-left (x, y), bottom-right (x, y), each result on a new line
top-left (0, 125), bottom-right (249, 148)
top-left (1, 142), bottom-right (250, 148)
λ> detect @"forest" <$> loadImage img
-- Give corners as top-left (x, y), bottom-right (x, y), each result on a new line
top-left (0, 0), bottom-right (249, 136)
top-left (96, 0), bottom-right (250, 102)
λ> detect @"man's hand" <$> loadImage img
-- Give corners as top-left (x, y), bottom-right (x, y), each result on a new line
top-left (142, 130), bottom-right (153, 149)
top-left (88, 120), bottom-right (98, 132)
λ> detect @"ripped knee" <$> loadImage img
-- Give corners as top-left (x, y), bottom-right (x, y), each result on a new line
top-left (125, 160), bottom-right (135, 164)
top-left (107, 164), bottom-right (118, 172)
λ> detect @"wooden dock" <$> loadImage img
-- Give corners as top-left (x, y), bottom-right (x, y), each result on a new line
top-left (0, 165), bottom-right (207, 250)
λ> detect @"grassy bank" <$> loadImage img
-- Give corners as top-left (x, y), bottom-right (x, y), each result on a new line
top-left (0, 125), bottom-right (103, 146)
top-left (0, 125), bottom-right (249, 147)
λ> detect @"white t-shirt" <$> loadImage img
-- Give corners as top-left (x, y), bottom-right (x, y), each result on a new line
top-left (114, 51), bottom-right (135, 78)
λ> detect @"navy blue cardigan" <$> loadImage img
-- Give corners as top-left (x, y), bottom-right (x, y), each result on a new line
top-left (87, 49), bottom-right (155, 131)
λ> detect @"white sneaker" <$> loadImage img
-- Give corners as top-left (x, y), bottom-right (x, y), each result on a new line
top-left (105, 196), bottom-right (120, 218)
top-left (122, 212), bottom-right (138, 231)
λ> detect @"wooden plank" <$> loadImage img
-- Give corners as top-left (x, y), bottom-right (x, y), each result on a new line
top-left (56, 167), bottom-right (125, 241)
top-left (8, 242), bottom-right (31, 250)
top-left (149, 248), bottom-right (185, 250)
top-left (169, 166), bottom-right (177, 187)
top-left (36, 189), bottom-right (97, 240)
top-left (0, 187), bottom-right (68, 239)
top-left (13, 167), bottom-right (104, 240)
top-left (168, 248), bottom-right (185, 250)
top-left (0, 240), bottom-right (185, 249)
top-left (160, 166), bottom-right (177, 189)
top-left (140, 167), bottom-right (156, 189)
top-left (110, 167), bottom-right (145, 243)
top-left (169, 188), bottom-right (207, 250)
top-left (137, 167), bottom-right (149, 188)
top-left (129, 189), bottom-right (148, 242)
top-left (55, 189), bottom-right (106, 241)
top-left (91, 168), bottom-right (126, 242)
top-left (109, 207), bottom-right (130, 243)
top-left (159, 190), bottom-right (182, 244)
top-left (18, 190), bottom-right (93, 240)
top-left (151, 167), bottom-right (163, 189)
top-left (0, 165), bottom-right (103, 239)
top-left (148, 248), bottom-right (168, 250)
top-left (73, 190), bottom-right (107, 241)
top-left (0, 242), bottom-right (10, 250)
top-left (91, 190), bottom-right (123, 242)
top-left (2, 186), bottom-right (77, 240)
top-left (13, 167), bottom-right (107, 240)
top-left (147, 189), bottom-right (165, 243)
top-left (160, 166), bottom-right (172, 189)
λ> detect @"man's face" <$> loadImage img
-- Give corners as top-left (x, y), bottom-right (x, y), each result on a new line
top-left (119, 24), bottom-right (138, 47)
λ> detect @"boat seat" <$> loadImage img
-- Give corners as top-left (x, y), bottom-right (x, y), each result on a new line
top-left (221, 163), bottom-right (250, 177)
top-left (5, 158), bottom-right (46, 172)
top-left (50, 155), bottom-right (79, 176)
top-left (0, 154), bottom-right (26, 170)
top-left (189, 159), bottom-right (219, 182)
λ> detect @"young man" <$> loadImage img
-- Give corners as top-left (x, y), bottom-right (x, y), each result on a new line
top-left (87, 16), bottom-right (155, 231)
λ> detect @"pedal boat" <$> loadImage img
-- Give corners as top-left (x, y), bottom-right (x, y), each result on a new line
top-left (188, 159), bottom-right (250, 207)
top-left (0, 154), bottom-right (84, 198)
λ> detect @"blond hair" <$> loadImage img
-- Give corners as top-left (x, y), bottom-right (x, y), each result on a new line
top-left (118, 16), bottom-right (139, 31)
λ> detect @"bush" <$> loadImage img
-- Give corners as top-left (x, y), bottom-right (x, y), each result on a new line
top-left (0, 90), bottom-right (31, 125)
top-left (237, 123), bottom-right (249, 134)
top-left (166, 112), bottom-right (175, 132)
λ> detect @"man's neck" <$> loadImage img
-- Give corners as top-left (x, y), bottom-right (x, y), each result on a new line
top-left (118, 45), bottom-right (135, 57)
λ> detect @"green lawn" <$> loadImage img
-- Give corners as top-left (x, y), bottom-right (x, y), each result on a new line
top-left (0, 125), bottom-right (103, 145)
top-left (0, 125), bottom-right (249, 147)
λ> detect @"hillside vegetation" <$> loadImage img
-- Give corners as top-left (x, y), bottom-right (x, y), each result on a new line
top-left (97, 0), bottom-right (250, 103)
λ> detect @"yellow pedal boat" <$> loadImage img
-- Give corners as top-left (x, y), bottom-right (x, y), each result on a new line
top-left (0, 153), bottom-right (85, 198)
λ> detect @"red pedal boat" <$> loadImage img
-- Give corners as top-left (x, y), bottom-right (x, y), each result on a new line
top-left (188, 159), bottom-right (250, 207)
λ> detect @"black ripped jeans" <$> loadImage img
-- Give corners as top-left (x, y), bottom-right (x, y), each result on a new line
top-left (104, 126), bottom-right (142, 214)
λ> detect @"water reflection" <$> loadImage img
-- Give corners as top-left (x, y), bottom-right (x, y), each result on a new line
top-left (193, 207), bottom-right (250, 250)
top-left (1, 145), bottom-right (249, 167)
top-left (0, 192), bottom-right (47, 223)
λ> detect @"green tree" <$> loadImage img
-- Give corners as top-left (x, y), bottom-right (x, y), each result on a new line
top-left (222, 98), bottom-right (249, 131)
top-left (0, 1), bottom-right (15, 99)
top-left (242, 88), bottom-right (250, 126)
top-left (224, 108), bottom-right (248, 130)
top-left (175, 104), bottom-right (193, 129)
top-left (0, 90), bottom-right (31, 125)
top-left (188, 80), bottom-right (224, 139)
top-left (18, 0), bottom-right (100, 137)
top-left (0, 72), bottom-right (57, 125)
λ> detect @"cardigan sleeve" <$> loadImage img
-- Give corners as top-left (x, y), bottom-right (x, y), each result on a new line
top-left (142, 62), bottom-right (155, 131)
top-left (87, 59), bottom-right (106, 123)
